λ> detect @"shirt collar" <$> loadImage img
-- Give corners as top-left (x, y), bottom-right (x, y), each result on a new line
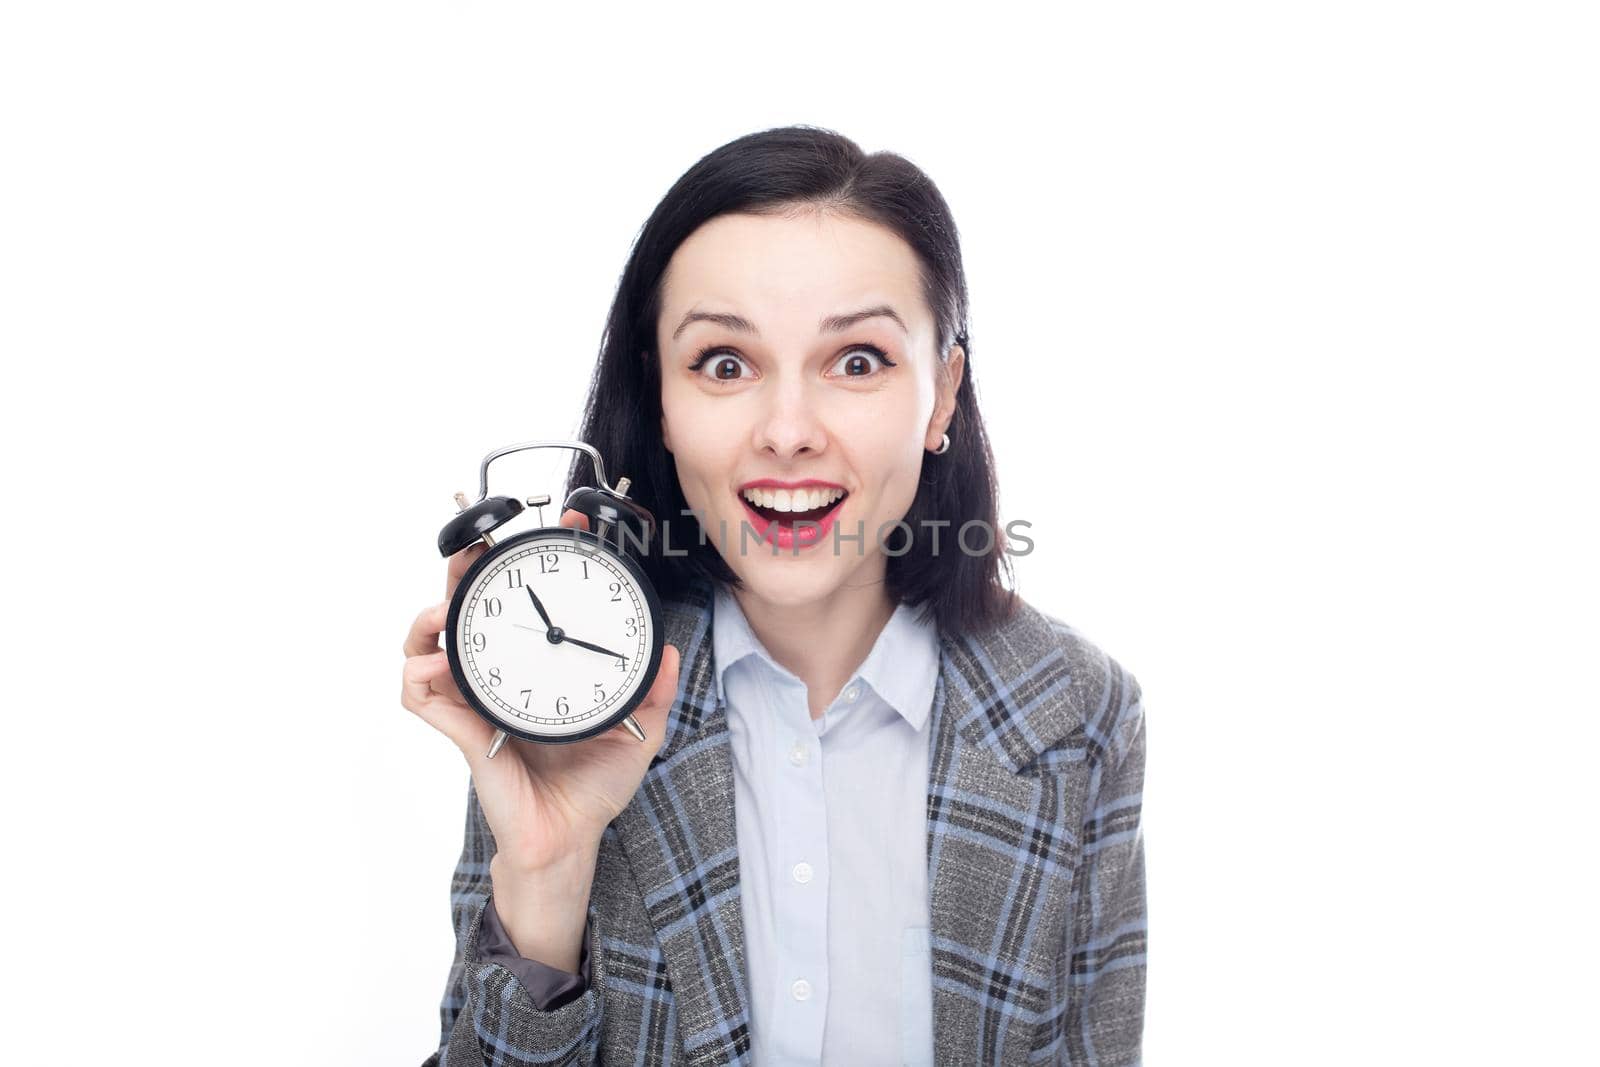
top-left (710, 582), bottom-right (941, 732)
top-left (710, 582), bottom-right (769, 705)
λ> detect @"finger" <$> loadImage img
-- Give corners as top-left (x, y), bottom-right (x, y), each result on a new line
top-left (558, 507), bottom-right (590, 532)
top-left (401, 650), bottom-right (493, 753)
top-left (617, 643), bottom-right (681, 748)
top-left (402, 601), bottom-right (449, 658)
top-left (401, 648), bottom-right (452, 706)
top-left (445, 541), bottom-right (488, 600)
top-left (430, 663), bottom-right (467, 704)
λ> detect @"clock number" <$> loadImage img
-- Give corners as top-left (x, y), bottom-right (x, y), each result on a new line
top-left (555, 696), bottom-right (570, 716)
top-left (613, 656), bottom-right (627, 671)
top-left (592, 683), bottom-right (605, 704)
top-left (539, 553), bottom-right (560, 574)
top-left (505, 568), bottom-right (523, 589)
top-left (608, 581), bottom-right (622, 603)
top-left (483, 597), bottom-right (503, 618)
top-left (624, 616), bottom-right (638, 638)
top-left (488, 667), bottom-right (502, 687)
top-left (520, 689), bottom-right (532, 709)
top-left (580, 559), bottom-right (590, 580)
top-left (471, 632), bottom-right (486, 653)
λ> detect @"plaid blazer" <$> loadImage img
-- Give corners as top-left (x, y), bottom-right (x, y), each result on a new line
top-left (425, 577), bottom-right (1148, 1066)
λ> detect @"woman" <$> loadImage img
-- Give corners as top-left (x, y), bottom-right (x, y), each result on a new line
top-left (402, 126), bottom-right (1148, 1066)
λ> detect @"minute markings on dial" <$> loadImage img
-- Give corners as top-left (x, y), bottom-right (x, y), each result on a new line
top-left (461, 539), bottom-right (649, 729)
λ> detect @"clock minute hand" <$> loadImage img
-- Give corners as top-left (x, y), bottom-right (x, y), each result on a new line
top-left (561, 635), bottom-right (627, 662)
top-left (525, 586), bottom-right (555, 630)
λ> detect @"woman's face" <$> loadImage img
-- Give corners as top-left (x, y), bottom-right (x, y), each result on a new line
top-left (656, 209), bottom-right (963, 610)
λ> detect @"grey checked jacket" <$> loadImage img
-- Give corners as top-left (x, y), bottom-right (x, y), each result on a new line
top-left (424, 577), bottom-right (1148, 1066)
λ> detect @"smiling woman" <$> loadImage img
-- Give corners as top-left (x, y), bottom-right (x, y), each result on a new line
top-left (408, 125), bottom-right (1148, 1066)
top-left (570, 129), bottom-right (1016, 640)
top-left (654, 210), bottom-right (971, 601)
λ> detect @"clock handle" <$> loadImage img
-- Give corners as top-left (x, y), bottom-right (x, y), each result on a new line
top-left (471, 440), bottom-right (611, 504)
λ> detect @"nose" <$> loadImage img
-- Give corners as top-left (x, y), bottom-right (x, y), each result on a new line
top-left (752, 377), bottom-right (827, 461)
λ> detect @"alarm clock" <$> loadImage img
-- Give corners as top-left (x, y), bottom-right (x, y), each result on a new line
top-left (436, 440), bottom-right (664, 758)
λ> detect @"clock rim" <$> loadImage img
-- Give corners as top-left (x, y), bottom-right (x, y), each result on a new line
top-left (443, 526), bottom-right (667, 745)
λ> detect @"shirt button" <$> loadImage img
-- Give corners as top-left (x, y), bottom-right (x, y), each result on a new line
top-left (843, 683), bottom-right (861, 703)
top-left (792, 861), bottom-right (813, 884)
top-left (791, 978), bottom-right (812, 1001)
top-left (788, 742), bottom-right (809, 767)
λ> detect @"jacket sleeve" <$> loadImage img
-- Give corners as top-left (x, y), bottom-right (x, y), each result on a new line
top-left (423, 779), bottom-right (607, 1067)
top-left (1064, 660), bottom-right (1148, 1065)
top-left (476, 896), bottom-right (591, 1010)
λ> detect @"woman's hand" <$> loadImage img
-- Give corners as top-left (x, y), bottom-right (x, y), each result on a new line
top-left (400, 507), bottom-right (682, 874)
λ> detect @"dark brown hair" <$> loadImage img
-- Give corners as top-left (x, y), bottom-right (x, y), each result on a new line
top-left (565, 124), bottom-right (1016, 638)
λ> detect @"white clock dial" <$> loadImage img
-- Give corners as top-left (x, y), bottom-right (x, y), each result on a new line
top-left (452, 531), bottom-right (657, 739)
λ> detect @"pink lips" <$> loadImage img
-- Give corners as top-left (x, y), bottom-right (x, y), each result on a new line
top-left (736, 480), bottom-right (848, 551)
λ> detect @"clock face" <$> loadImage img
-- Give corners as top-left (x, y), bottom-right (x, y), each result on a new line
top-left (445, 528), bottom-right (663, 742)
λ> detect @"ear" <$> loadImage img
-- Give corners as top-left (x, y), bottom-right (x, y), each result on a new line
top-left (925, 343), bottom-right (966, 449)
top-left (660, 413), bottom-right (673, 453)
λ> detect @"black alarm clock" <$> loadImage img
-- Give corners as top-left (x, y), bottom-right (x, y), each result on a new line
top-left (436, 440), bottom-right (664, 758)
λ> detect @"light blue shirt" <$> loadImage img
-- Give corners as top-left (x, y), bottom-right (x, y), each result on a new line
top-left (711, 583), bottom-right (941, 1067)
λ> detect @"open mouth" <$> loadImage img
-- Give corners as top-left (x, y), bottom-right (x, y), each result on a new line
top-left (736, 484), bottom-right (848, 548)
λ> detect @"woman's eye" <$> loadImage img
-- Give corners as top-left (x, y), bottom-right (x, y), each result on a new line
top-left (690, 350), bottom-right (752, 382)
top-left (829, 345), bottom-right (896, 378)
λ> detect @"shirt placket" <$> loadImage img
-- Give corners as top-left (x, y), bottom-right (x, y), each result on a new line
top-left (762, 667), bottom-right (830, 1065)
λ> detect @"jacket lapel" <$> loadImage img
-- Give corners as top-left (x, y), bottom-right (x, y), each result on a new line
top-left (611, 581), bottom-right (1089, 1067)
top-left (611, 579), bottom-right (753, 1066)
top-left (924, 601), bottom-right (1093, 1065)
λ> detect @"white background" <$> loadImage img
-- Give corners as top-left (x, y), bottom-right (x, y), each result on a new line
top-left (2, 2), bottom-right (1595, 1063)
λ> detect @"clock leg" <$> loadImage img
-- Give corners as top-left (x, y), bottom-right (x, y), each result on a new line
top-left (620, 715), bottom-right (647, 743)
top-left (486, 729), bottom-right (509, 759)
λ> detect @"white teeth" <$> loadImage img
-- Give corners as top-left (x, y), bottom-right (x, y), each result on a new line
top-left (742, 486), bottom-right (845, 512)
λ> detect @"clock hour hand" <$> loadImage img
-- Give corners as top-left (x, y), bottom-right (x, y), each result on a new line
top-left (525, 585), bottom-right (555, 630)
top-left (561, 635), bottom-right (627, 662)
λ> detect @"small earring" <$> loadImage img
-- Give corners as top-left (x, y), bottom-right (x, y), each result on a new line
top-left (931, 433), bottom-right (950, 455)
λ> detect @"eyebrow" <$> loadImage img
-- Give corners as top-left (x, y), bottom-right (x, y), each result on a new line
top-left (671, 304), bottom-right (908, 341)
